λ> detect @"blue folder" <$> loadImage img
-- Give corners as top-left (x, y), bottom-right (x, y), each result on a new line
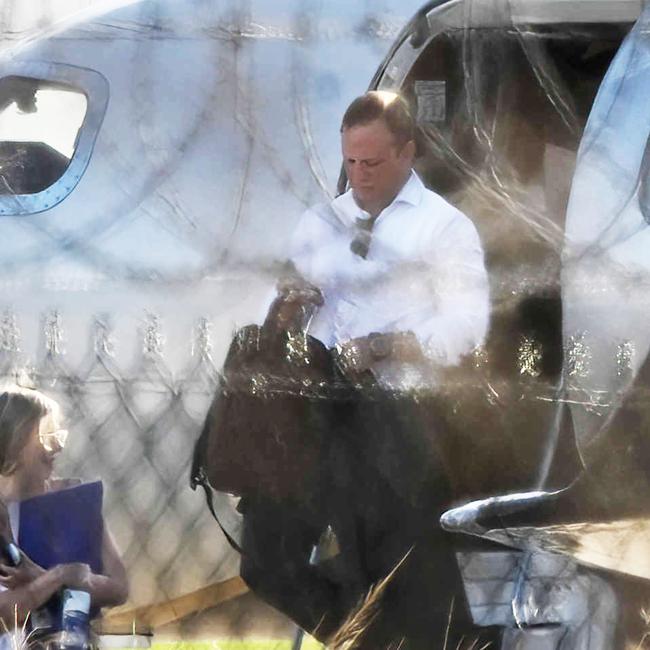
top-left (18, 480), bottom-right (104, 598)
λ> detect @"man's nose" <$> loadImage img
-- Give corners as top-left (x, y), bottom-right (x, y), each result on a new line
top-left (349, 164), bottom-right (369, 184)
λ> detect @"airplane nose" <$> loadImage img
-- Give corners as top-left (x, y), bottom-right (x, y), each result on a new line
top-left (440, 504), bottom-right (479, 533)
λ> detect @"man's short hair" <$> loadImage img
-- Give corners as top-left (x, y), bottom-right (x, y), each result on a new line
top-left (340, 91), bottom-right (415, 146)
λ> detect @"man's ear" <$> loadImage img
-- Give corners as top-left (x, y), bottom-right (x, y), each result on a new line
top-left (400, 139), bottom-right (416, 163)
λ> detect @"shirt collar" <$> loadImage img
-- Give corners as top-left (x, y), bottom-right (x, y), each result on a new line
top-left (394, 170), bottom-right (424, 208)
top-left (332, 170), bottom-right (423, 225)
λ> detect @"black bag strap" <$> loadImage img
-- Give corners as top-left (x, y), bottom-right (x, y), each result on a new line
top-left (193, 466), bottom-right (244, 555)
top-left (190, 405), bottom-right (245, 556)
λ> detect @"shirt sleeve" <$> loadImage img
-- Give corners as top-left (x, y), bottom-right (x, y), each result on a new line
top-left (389, 210), bottom-right (490, 366)
top-left (427, 215), bottom-right (489, 364)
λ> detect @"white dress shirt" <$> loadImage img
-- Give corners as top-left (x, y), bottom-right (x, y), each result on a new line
top-left (290, 171), bottom-right (489, 388)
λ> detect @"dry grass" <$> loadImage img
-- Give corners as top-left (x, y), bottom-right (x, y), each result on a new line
top-left (325, 551), bottom-right (411, 650)
top-left (0, 606), bottom-right (35, 650)
top-left (325, 550), bottom-right (492, 650)
top-left (629, 606), bottom-right (650, 649)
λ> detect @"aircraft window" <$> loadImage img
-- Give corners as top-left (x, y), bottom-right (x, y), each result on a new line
top-left (0, 76), bottom-right (87, 196)
top-left (0, 63), bottom-right (108, 216)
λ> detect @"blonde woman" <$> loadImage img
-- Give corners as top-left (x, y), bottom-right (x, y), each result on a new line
top-left (0, 386), bottom-right (127, 629)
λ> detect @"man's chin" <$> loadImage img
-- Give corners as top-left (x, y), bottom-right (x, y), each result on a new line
top-left (352, 189), bottom-right (375, 209)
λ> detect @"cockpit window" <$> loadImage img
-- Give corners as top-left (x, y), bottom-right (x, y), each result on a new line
top-left (0, 76), bottom-right (87, 196)
top-left (0, 62), bottom-right (108, 216)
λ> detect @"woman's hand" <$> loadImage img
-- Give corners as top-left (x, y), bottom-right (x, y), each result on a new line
top-left (0, 553), bottom-right (45, 589)
top-left (57, 563), bottom-right (92, 591)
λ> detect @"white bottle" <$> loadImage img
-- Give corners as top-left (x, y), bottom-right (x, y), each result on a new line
top-left (59, 589), bottom-right (91, 650)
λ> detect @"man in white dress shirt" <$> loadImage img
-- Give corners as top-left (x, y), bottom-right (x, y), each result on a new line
top-left (287, 92), bottom-right (491, 648)
top-left (291, 92), bottom-right (489, 389)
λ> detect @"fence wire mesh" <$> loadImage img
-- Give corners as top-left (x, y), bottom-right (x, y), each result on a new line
top-left (0, 308), bottom-right (239, 626)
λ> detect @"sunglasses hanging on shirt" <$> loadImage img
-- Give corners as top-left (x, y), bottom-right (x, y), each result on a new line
top-left (350, 216), bottom-right (377, 259)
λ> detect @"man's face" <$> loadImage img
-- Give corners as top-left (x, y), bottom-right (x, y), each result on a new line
top-left (342, 119), bottom-right (415, 215)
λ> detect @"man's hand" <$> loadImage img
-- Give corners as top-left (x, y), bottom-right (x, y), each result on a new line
top-left (375, 332), bottom-right (425, 364)
top-left (335, 337), bottom-right (374, 378)
top-left (277, 274), bottom-right (323, 307)
top-left (335, 332), bottom-right (426, 380)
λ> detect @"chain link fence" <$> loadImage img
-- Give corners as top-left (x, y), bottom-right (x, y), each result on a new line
top-left (0, 308), bottom-right (240, 631)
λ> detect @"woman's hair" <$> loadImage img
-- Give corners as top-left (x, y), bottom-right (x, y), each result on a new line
top-left (0, 387), bottom-right (56, 475)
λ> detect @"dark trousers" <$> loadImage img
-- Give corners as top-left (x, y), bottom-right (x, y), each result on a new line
top-left (330, 389), bottom-right (473, 649)
top-left (238, 385), bottom-right (481, 648)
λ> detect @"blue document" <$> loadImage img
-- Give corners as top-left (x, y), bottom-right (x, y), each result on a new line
top-left (18, 481), bottom-right (104, 575)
